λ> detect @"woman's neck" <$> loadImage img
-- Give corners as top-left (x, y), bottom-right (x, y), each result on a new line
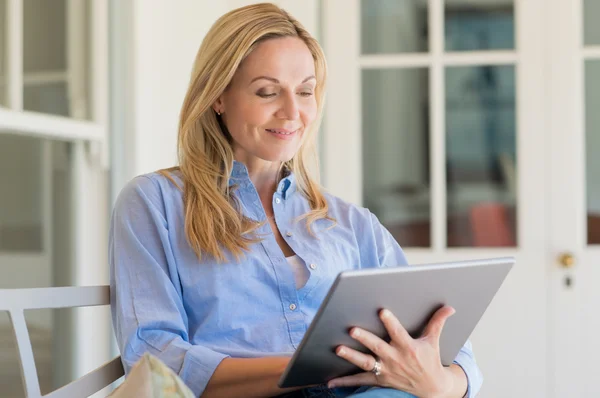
top-left (239, 158), bottom-right (282, 202)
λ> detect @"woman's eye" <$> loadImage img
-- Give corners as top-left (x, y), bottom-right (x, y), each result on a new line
top-left (298, 92), bottom-right (314, 97)
top-left (257, 92), bottom-right (276, 98)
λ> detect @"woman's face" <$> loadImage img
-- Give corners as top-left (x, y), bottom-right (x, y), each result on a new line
top-left (214, 36), bottom-right (318, 164)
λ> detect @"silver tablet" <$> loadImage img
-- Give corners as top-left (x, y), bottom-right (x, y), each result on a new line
top-left (278, 257), bottom-right (514, 388)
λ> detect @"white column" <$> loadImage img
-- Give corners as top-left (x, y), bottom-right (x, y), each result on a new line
top-left (6, 0), bottom-right (23, 110)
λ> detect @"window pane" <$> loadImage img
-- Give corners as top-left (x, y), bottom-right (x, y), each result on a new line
top-left (23, 0), bottom-right (67, 73)
top-left (584, 0), bottom-right (600, 46)
top-left (446, 65), bottom-right (517, 247)
top-left (0, 0), bottom-right (6, 107)
top-left (24, 82), bottom-right (70, 117)
top-left (0, 134), bottom-right (43, 252)
top-left (362, 68), bottom-right (431, 247)
top-left (585, 60), bottom-right (600, 245)
top-left (361, 0), bottom-right (428, 54)
top-left (445, 0), bottom-right (515, 51)
top-left (23, 0), bottom-right (92, 120)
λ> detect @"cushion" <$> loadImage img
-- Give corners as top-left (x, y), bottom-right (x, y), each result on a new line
top-left (108, 353), bottom-right (195, 398)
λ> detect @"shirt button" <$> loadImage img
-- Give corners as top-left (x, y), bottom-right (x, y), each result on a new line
top-left (309, 263), bottom-right (317, 270)
top-left (275, 198), bottom-right (281, 204)
top-left (289, 303), bottom-right (297, 311)
top-left (286, 231), bottom-right (293, 237)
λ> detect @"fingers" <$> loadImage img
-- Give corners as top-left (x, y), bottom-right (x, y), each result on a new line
top-left (422, 305), bottom-right (455, 342)
top-left (379, 309), bottom-right (412, 348)
top-left (347, 327), bottom-right (393, 361)
top-left (327, 371), bottom-right (377, 389)
top-left (335, 344), bottom-right (378, 373)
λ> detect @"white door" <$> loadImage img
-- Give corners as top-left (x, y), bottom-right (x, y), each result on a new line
top-left (0, 0), bottom-right (110, 395)
top-left (548, 0), bottom-right (600, 396)
top-left (322, 0), bottom-right (548, 396)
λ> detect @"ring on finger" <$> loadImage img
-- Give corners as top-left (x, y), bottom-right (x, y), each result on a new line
top-left (371, 358), bottom-right (382, 376)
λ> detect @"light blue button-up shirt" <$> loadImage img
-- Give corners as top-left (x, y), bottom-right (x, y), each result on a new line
top-left (109, 161), bottom-right (483, 397)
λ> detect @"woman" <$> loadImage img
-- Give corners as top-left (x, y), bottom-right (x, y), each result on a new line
top-left (110, 3), bottom-right (482, 397)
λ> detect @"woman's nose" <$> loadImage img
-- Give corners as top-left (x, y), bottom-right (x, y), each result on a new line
top-left (277, 92), bottom-right (300, 120)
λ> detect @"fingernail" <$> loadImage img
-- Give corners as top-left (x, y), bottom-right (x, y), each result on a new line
top-left (337, 347), bottom-right (345, 356)
top-left (328, 382), bottom-right (336, 388)
top-left (381, 309), bottom-right (390, 319)
top-left (351, 328), bottom-right (360, 338)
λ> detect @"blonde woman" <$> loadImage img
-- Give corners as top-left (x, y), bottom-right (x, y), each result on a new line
top-left (110, 3), bottom-right (482, 398)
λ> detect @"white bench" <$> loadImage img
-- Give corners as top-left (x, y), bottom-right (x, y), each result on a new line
top-left (0, 286), bottom-right (124, 398)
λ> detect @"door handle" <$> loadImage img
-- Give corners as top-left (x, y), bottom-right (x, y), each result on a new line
top-left (558, 252), bottom-right (576, 268)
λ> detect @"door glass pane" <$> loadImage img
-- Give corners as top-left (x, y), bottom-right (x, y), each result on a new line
top-left (446, 65), bottom-right (517, 247)
top-left (0, 0), bottom-right (6, 107)
top-left (23, 0), bottom-right (91, 119)
top-left (361, 0), bottom-right (428, 54)
top-left (584, 0), bottom-right (600, 46)
top-left (585, 60), bottom-right (600, 245)
top-left (445, 0), bottom-right (515, 51)
top-left (363, 68), bottom-right (430, 247)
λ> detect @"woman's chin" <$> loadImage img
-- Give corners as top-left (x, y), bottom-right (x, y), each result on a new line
top-left (257, 150), bottom-right (297, 164)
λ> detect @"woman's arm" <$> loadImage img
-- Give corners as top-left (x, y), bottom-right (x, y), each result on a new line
top-left (203, 357), bottom-right (307, 398)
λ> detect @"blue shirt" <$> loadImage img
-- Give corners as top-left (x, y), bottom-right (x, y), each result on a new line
top-left (109, 161), bottom-right (483, 397)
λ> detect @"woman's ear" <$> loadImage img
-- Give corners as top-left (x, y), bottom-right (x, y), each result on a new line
top-left (212, 96), bottom-right (225, 115)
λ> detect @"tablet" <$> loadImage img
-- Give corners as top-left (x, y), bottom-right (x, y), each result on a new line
top-left (278, 257), bottom-right (514, 388)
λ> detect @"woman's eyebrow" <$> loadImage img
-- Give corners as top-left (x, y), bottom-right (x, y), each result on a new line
top-left (249, 75), bottom-right (316, 84)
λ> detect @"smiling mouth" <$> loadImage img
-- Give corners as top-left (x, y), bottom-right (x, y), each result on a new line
top-left (266, 129), bottom-right (297, 135)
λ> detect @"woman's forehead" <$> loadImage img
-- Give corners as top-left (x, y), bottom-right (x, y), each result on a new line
top-left (236, 37), bottom-right (316, 83)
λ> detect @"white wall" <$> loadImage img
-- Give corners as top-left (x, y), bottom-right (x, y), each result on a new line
top-left (128, 0), bottom-right (227, 178)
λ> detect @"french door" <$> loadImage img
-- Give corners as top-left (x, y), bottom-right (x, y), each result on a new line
top-left (546, 0), bottom-right (600, 396)
top-left (320, 0), bottom-right (600, 396)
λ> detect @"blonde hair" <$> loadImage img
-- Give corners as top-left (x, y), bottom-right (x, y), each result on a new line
top-left (160, 3), bottom-right (333, 262)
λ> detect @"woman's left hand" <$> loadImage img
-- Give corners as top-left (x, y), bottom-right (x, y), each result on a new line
top-left (327, 306), bottom-right (458, 398)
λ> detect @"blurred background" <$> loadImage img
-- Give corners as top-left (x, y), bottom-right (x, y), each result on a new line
top-left (0, 0), bottom-right (598, 397)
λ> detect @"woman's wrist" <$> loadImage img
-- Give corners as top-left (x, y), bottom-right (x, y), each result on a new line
top-left (437, 364), bottom-right (468, 398)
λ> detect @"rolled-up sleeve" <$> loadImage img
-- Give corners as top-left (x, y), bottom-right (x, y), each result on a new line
top-left (109, 176), bottom-right (229, 397)
top-left (369, 212), bottom-right (483, 397)
top-left (453, 340), bottom-right (483, 398)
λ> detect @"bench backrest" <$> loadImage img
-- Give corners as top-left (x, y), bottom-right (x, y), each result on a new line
top-left (0, 286), bottom-right (124, 398)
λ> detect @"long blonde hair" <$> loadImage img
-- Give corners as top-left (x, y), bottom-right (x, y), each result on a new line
top-left (160, 3), bottom-right (333, 262)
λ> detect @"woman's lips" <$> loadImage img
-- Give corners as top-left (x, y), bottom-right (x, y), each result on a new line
top-left (266, 128), bottom-right (298, 140)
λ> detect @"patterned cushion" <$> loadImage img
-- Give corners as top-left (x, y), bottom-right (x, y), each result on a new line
top-left (109, 353), bottom-right (195, 398)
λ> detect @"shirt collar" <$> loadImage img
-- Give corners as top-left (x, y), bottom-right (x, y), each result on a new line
top-left (229, 160), bottom-right (296, 199)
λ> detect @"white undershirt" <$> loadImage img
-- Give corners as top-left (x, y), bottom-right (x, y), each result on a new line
top-left (286, 255), bottom-right (310, 289)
